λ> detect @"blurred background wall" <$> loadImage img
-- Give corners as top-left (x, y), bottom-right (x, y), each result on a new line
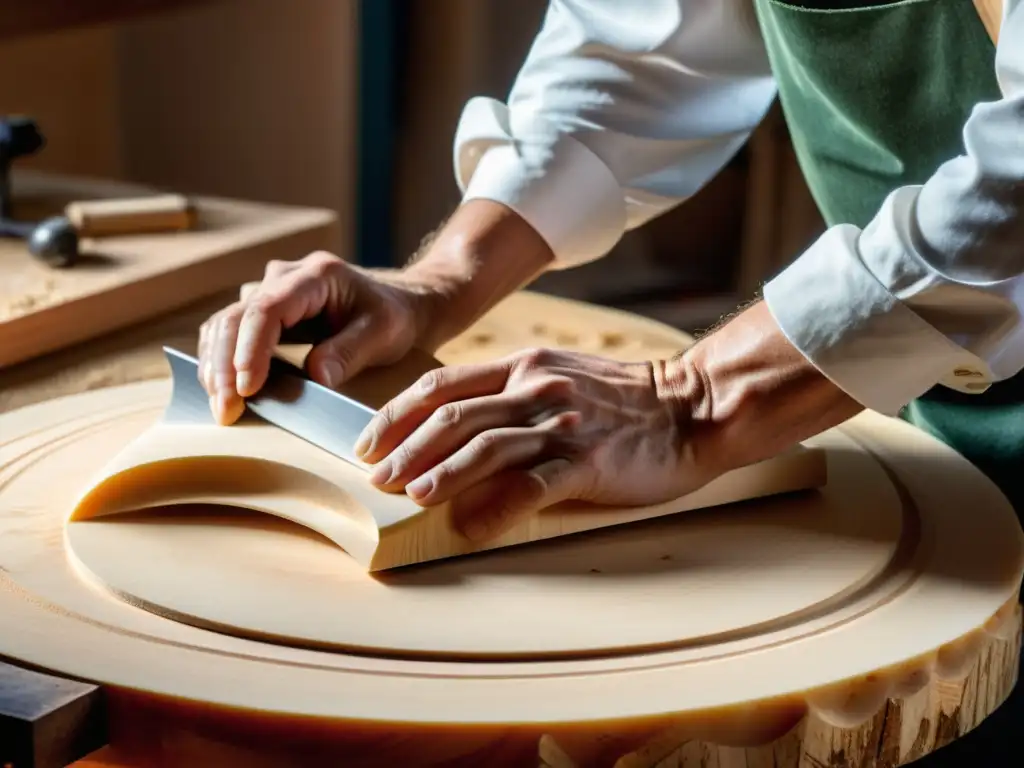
top-left (0, 0), bottom-right (824, 333)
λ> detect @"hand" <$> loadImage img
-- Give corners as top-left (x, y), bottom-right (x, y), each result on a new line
top-left (354, 347), bottom-right (714, 542)
top-left (197, 251), bottom-right (437, 425)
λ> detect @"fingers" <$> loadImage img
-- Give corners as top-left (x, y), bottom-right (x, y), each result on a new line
top-left (366, 393), bottom-right (534, 490)
top-left (196, 252), bottom-right (348, 425)
top-left (366, 377), bottom-right (574, 490)
top-left (305, 312), bottom-right (389, 389)
top-left (409, 411), bottom-right (580, 505)
top-left (234, 285), bottom-right (324, 396)
top-left (452, 454), bottom-right (584, 542)
top-left (355, 361), bottom-right (515, 462)
top-left (211, 309), bottom-right (246, 424)
top-left (197, 303), bottom-right (247, 425)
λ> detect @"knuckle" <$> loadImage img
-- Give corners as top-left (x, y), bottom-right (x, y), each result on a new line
top-left (248, 292), bottom-right (287, 318)
top-left (430, 463), bottom-right (453, 489)
top-left (417, 369), bottom-right (446, 395)
top-left (222, 302), bottom-right (246, 322)
top-left (389, 443), bottom-right (414, 474)
top-left (263, 259), bottom-right (288, 278)
top-left (532, 375), bottom-right (574, 401)
top-left (434, 403), bottom-right (462, 426)
top-left (303, 250), bottom-right (343, 278)
top-left (471, 432), bottom-right (501, 462)
top-left (374, 404), bottom-right (395, 432)
top-left (516, 346), bottom-right (549, 369)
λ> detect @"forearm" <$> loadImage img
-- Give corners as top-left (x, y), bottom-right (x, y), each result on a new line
top-left (403, 2), bottom-right (776, 352)
top-left (659, 300), bottom-right (862, 474)
top-left (398, 199), bottom-right (554, 351)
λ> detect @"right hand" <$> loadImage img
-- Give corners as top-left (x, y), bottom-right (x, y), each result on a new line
top-left (197, 251), bottom-right (436, 425)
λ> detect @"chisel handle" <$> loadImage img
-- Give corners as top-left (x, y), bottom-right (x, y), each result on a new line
top-left (65, 194), bottom-right (195, 237)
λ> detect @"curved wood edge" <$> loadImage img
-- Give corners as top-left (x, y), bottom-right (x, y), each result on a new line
top-left (541, 604), bottom-right (1023, 768)
top-left (65, 605), bottom-right (1023, 768)
top-left (65, 407), bottom-right (828, 573)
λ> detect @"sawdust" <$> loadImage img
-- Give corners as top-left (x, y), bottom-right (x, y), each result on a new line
top-left (0, 276), bottom-right (64, 320)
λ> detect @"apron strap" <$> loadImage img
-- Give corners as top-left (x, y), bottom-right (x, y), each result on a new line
top-left (973, 0), bottom-right (1003, 43)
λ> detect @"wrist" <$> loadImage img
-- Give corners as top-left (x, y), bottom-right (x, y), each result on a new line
top-left (656, 300), bottom-right (863, 472)
top-left (397, 199), bottom-right (555, 350)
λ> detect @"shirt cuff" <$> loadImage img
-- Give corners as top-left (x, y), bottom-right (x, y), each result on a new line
top-left (763, 224), bottom-right (994, 417)
top-left (453, 96), bottom-right (627, 269)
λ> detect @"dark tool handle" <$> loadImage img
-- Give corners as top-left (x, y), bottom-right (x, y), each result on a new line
top-left (0, 217), bottom-right (32, 238)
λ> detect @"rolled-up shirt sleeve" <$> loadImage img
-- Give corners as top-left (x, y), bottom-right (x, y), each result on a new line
top-left (453, 0), bottom-right (777, 268)
top-left (764, 0), bottom-right (1024, 415)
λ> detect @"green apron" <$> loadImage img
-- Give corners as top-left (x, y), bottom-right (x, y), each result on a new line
top-left (749, 2), bottom-right (1023, 763)
top-left (751, 0), bottom-right (1024, 515)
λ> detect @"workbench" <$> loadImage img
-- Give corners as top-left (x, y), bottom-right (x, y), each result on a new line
top-left (1, 287), bottom-right (1021, 768)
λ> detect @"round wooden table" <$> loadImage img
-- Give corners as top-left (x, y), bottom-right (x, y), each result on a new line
top-left (0, 289), bottom-right (1020, 768)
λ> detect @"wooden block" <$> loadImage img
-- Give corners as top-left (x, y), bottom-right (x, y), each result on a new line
top-left (0, 170), bottom-right (339, 371)
top-left (0, 660), bottom-right (106, 768)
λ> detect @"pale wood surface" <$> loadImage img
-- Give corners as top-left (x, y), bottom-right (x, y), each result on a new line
top-left (0, 290), bottom-right (1021, 766)
top-left (0, 170), bottom-right (339, 369)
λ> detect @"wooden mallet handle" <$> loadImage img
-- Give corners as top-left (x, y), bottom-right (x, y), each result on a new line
top-left (65, 194), bottom-right (195, 238)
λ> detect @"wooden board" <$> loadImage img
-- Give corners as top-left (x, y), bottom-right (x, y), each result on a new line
top-left (0, 662), bottom-right (106, 768)
top-left (0, 170), bottom-right (338, 370)
top-left (0, 378), bottom-right (1022, 764)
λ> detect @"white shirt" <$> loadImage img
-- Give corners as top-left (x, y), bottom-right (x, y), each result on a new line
top-left (452, 0), bottom-right (1024, 416)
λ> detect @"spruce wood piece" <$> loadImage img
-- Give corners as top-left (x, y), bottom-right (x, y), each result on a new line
top-left (68, 344), bottom-right (827, 572)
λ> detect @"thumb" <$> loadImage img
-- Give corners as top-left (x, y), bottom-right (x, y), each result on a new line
top-left (305, 312), bottom-right (390, 389)
top-left (454, 457), bottom-right (583, 543)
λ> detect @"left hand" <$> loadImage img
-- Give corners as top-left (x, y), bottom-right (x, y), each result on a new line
top-left (354, 347), bottom-right (712, 542)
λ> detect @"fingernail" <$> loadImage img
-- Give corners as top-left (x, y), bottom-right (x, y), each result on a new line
top-left (406, 475), bottom-right (433, 500)
top-left (215, 390), bottom-right (242, 425)
top-left (369, 461), bottom-right (393, 486)
top-left (353, 428), bottom-right (374, 458)
top-left (321, 360), bottom-right (343, 389)
top-left (236, 370), bottom-right (254, 396)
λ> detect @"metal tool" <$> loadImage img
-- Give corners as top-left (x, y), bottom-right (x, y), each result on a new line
top-left (0, 115), bottom-right (79, 267)
top-left (0, 115), bottom-right (42, 220)
top-left (163, 346), bottom-right (375, 471)
top-left (0, 215), bottom-right (78, 267)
